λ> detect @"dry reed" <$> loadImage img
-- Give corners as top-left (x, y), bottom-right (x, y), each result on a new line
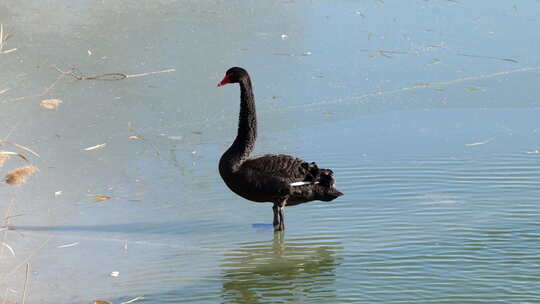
top-left (0, 155), bottom-right (8, 167)
top-left (4, 166), bottom-right (39, 186)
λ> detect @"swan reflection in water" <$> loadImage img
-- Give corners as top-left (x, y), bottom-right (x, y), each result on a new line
top-left (221, 232), bottom-right (342, 304)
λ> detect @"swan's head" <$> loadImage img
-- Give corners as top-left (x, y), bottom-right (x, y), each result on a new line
top-left (217, 67), bottom-right (249, 87)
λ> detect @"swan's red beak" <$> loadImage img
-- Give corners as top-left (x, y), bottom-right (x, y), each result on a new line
top-left (217, 75), bottom-right (230, 87)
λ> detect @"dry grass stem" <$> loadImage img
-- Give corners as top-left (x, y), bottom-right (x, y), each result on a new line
top-left (0, 155), bottom-right (8, 167)
top-left (0, 73), bottom-right (64, 103)
top-left (53, 65), bottom-right (126, 80)
top-left (0, 24), bottom-right (17, 54)
top-left (273, 51), bottom-right (312, 57)
top-left (10, 142), bottom-right (39, 157)
top-left (0, 140), bottom-right (40, 157)
top-left (54, 65), bottom-right (175, 81)
top-left (127, 122), bottom-right (145, 140)
top-left (84, 143), bottom-right (106, 151)
top-left (457, 53), bottom-right (518, 63)
top-left (125, 69), bottom-right (175, 78)
top-left (94, 297), bottom-right (144, 304)
top-left (57, 242), bottom-right (79, 248)
top-left (359, 48), bottom-right (420, 57)
top-left (21, 263), bottom-right (30, 304)
top-left (40, 99), bottom-right (62, 109)
top-left (128, 122), bottom-right (160, 156)
top-left (0, 48), bottom-right (16, 54)
top-left (5, 166), bottom-right (39, 186)
top-left (120, 296), bottom-right (144, 304)
top-left (1, 199), bottom-right (15, 257)
top-left (0, 151), bottom-right (29, 163)
top-left (286, 66), bottom-right (540, 110)
top-left (86, 194), bottom-right (112, 202)
top-left (0, 237), bottom-right (51, 284)
top-left (465, 137), bottom-right (495, 146)
top-left (4, 214), bottom-right (26, 221)
top-left (2, 288), bottom-right (8, 304)
top-left (0, 241), bottom-right (15, 256)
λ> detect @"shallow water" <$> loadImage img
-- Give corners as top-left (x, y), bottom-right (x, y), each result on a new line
top-left (1, 1), bottom-right (540, 303)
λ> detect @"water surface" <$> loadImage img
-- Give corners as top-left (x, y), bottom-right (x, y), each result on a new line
top-left (1, 1), bottom-right (540, 303)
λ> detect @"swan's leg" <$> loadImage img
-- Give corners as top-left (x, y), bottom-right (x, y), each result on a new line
top-left (272, 203), bottom-right (281, 230)
top-left (273, 198), bottom-right (287, 231)
top-left (278, 205), bottom-right (285, 231)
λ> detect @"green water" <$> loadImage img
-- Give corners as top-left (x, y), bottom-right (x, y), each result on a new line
top-left (1, 1), bottom-right (539, 303)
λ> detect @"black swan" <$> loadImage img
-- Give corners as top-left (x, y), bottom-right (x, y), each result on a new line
top-left (217, 67), bottom-right (343, 231)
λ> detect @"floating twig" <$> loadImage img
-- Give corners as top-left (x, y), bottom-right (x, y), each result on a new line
top-left (40, 99), bottom-right (63, 109)
top-left (22, 263), bottom-right (30, 304)
top-left (1, 199), bottom-right (15, 258)
top-left (125, 69), bottom-right (176, 78)
top-left (0, 237), bottom-right (51, 284)
top-left (121, 296), bottom-right (144, 304)
top-left (86, 194), bottom-right (112, 202)
top-left (0, 140), bottom-right (39, 157)
top-left (4, 214), bottom-right (27, 221)
top-left (273, 66), bottom-right (540, 110)
top-left (57, 242), bottom-right (79, 248)
top-left (0, 151), bottom-right (30, 163)
top-left (457, 53), bottom-right (518, 63)
top-left (2, 287), bottom-right (8, 304)
top-left (273, 51), bottom-right (312, 57)
top-left (84, 143), bottom-right (106, 151)
top-left (465, 137), bottom-right (495, 146)
top-left (128, 122), bottom-right (160, 156)
top-left (1, 64), bottom-right (174, 103)
top-left (0, 73), bottom-right (64, 103)
top-left (0, 24), bottom-right (4, 51)
top-left (0, 24), bottom-right (17, 54)
top-left (359, 48), bottom-right (420, 57)
top-left (0, 241), bottom-right (15, 256)
top-left (53, 65), bottom-right (175, 81)
top-left (127, 122), bottom-right (145, 140)
top-left (53, 66), bottom-right (126, 80)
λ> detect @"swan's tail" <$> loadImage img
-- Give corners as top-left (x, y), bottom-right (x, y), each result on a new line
top-left (298, 162), bottom-right (343, 201)
top-left (318, 168), bottom-right (343, 201)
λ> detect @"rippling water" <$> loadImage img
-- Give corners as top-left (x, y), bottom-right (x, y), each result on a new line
top-left (1, 1), bottom-right (540, 303)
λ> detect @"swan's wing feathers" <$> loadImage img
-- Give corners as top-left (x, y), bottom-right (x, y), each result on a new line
top-left (239, 154), bottom-right (342, 202)
top-left (241, 154), bottom-right (320, 183)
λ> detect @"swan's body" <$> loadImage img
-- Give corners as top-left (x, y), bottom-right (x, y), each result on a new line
top-left (217, 67), bottom-right (343, 231)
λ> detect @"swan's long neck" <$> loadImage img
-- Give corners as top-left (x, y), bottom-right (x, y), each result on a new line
top-left (221, 76), bottom-right (257, 169)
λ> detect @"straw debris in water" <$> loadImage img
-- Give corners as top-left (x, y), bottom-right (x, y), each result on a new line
top-left (86, 194), bottom-right (112, 202)
top-left (0, 241), bottom-right (15, 256)
top-left (5, 166), bottom-right (39, 186)
top-left (40, 98), bottom-right (63, 109)
top-left (0, 150), bottom-right (30, 163)
top-left (93, 296), bottom-right (144, 304)
top-left (84, 143), bottom-right (107, 151)
top-left (0, 154), bottom-right (9, 167)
